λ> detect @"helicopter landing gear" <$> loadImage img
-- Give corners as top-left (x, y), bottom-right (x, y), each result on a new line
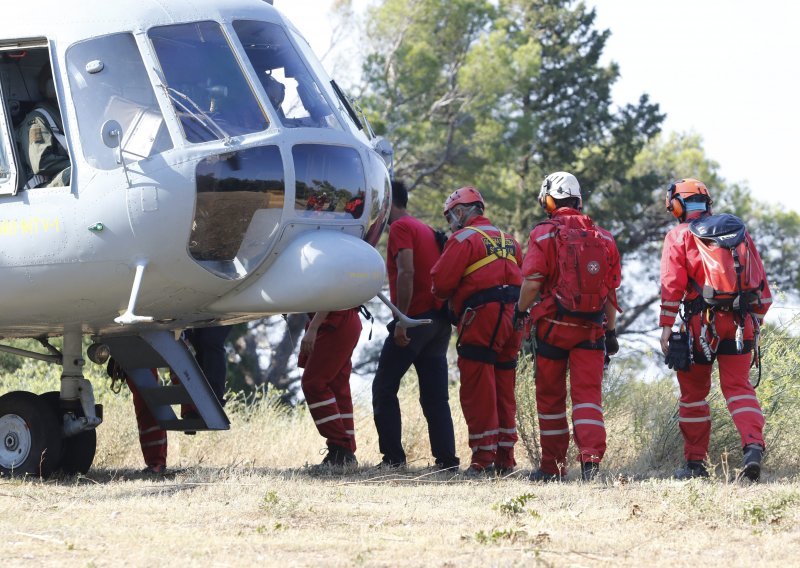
top-left (0, 391), bottom-right (62, 477)
top-left (40, 391), bottom-right (98, 475)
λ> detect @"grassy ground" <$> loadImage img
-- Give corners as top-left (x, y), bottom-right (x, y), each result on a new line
top-left (2, 329), bottom-right (800, 566)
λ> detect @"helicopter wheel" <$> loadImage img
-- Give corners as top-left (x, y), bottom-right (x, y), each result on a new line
top-left (0, 391), bottom-right (62, 477)
top-left (39, 391), bottom-right (97, 475)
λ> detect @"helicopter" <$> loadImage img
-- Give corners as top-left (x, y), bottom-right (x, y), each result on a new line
top-left (0, 0), bottom-right (406, 477)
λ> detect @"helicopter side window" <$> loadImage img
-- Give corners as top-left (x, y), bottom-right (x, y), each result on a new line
top-left (232, 20), bottom-right (342, 130)
top-left (0, 46), bottom-right (72, 191)
top-left (66, 33), bottom-right (172, 170)
top-left (149, 22), bottom-right (269, 144)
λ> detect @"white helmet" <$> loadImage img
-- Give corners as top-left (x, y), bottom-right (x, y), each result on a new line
top-left (539, 171), bottom-right (582, 213)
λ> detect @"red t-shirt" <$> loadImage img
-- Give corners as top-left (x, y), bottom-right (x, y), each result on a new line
top-left (386, 215), bottom-right (442, 316)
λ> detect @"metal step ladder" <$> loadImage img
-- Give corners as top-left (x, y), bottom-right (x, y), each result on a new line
top-left (103, 330), bottom-right (229, 431)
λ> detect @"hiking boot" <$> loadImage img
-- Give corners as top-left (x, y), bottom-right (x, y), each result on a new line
top-left (495, 465), bottom-right (516, 476)
top-left (580, 461), bottom-right (600, 481)
top-left (462, 464), bottom-right (495, 478)
top-left (142, 464), bottom-right (167, 475)
top-left (320, 444), bottom-right (357, 468)
top-left (740, 444), bottom-right (763, 483)
top-left (674, 460), bottom-right (709, 480)
top-left (528, 469), bottom-right (565, 483)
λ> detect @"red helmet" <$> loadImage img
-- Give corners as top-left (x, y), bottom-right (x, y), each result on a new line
top-left (443, 186), bottom-right (485, 216)
top-left (666, 178), bottom-right (713, 220)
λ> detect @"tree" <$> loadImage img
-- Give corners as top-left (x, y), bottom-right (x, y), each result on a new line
top-left (360, 0), bottom-right (663, 235)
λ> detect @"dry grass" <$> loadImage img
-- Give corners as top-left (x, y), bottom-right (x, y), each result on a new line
top-left (2, 340), bottom-right (800, 566)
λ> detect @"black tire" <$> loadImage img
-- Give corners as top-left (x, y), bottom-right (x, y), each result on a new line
top-left (39, 391), bottom-right (97, 475)
top-left (0, 391), bottom-right (62, 477)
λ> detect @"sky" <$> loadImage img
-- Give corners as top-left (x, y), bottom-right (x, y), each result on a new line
top-left (275, 0), bottom-right (800, 214)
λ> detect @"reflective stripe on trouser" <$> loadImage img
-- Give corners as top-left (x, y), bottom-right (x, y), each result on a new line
top-left (457, 303), bottom-right (521, 469)
top-left (676, 353), bottom-right (765, 461)
top-left (535, 322), bottom-right (606, 475)
top-left (301, 310), bottom-right (362, 453)
top-left (127, 369), bottom-right (167, 468)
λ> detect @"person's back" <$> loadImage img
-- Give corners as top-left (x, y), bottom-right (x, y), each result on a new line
top-left (386, 214), bottom-right (442, 317)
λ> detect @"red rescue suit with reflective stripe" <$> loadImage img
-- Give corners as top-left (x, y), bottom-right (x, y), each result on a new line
top-left (431, 215), bottom-right (523, 470)
top-left (522, 208), bottom-right (621, 475)
top-left (300, 309), bottom-right (362, 453)
top-left (660, 212), bottom-right (772, 460)
top-left (128, 369), bottom-right (167, 469)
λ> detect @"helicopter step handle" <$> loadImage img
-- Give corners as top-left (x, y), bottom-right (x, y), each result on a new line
top-left (377, 292), bottom-right (432, 328)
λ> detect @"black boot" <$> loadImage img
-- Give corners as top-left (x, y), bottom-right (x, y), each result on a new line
top-left (580, 461), bottom-right (600, 481)
top-left (321, 444), bottom-right (357, 467)
top-left (740, 444), bottom-right (763, 482)
top-left (674, 460), bottom-right (709, 480)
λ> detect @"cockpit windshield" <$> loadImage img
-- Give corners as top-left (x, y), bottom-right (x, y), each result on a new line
top-left (233, 20), bottom-right (342, 130)
top-left (149, 21), bottom-right (269, 143)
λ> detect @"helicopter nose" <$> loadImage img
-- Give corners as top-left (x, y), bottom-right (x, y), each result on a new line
top-left (208, 231), bottom-right (385, 314)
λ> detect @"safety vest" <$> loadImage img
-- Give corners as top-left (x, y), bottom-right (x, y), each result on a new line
top-left (462, 226), bottom-right (518, 277)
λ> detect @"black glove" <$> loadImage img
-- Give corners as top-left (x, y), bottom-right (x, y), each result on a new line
top-left (664, 330), bottom-right (692, 372)
top-left (605, 329), bottom-right (619, 356)
top-left (512, 303), bottom-right (529, 331)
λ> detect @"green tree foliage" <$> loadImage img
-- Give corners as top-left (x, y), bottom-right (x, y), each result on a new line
top-left (361, 0), bottom-right (662, 236)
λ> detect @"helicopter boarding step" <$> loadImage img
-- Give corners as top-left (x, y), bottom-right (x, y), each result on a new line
top-left (102, 330), bottom-right (229, 432)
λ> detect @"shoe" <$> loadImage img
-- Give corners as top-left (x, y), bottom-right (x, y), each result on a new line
top-left (435, 458), bottom-right (460, 472)
top-left (674, 460), bottom-right (709, 480)
top-left (580, 461), bottom-right (600, 481)
top-left (462, 464), bottom-right (495, 478)
top-left (142, 464), bottom-right (167, 475)
top-left (495, 465), bottom-right (516, 476)
top-left (528, 469), bottom-right (565, 483)
top-left (320, 444), bottom-right (358, 467)
top-left (740, 444), bottom-right (763, 482)
top-left (375, 458), bottom-right (407, 470)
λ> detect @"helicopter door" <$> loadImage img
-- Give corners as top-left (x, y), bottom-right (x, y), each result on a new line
top-left (0, 78), bottom-right (18, 195)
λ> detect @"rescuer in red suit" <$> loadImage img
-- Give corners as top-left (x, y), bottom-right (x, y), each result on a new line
top-left (516, 172), bottom-right (622, 482)
top-left (660, 178), bottom-right (771, 482)
top-left (431, 186), bottom-right (523, 476)
top-left (299, 309), bottom-right (362, 467)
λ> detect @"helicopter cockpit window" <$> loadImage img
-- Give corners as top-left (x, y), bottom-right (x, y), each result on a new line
top-left (233, 20), bottom-right (342, 130)
top-left (66, 33), bottom-right (172, 170)
top-left (293, 144), bottom-right (365, 219)
top-left (149, 22), bottom-right (269, 143)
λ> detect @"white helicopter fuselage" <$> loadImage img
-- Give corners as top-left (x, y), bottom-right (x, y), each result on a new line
top-left (0, 0), bottom-right (390, 338)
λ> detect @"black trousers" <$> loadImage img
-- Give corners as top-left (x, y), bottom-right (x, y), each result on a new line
top-left (186, 325), bottom-right (232, 406)
top-left (371, 313), bottom-right (458, 466)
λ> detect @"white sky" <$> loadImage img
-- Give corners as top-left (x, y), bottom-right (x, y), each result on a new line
top-left (275, 0), bottom-right (800, 214)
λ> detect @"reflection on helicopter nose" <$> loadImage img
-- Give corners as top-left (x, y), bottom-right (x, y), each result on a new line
top-left (189, 146), bottom-right (285, 279)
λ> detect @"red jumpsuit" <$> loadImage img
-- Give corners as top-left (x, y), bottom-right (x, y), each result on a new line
top-left (300, 309), bottom-right (362, 453)
top-left (522, 208), bottom-right (621, 476)
top-left (127, 370), bottom-right (167, 469)
top-left (431, 215), bottom-right (523, 471)
top-left (660, 212), bottom-right (771, 461)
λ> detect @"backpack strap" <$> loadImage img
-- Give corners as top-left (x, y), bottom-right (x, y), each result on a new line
top-left (462, 226), bottom-right (517, 277)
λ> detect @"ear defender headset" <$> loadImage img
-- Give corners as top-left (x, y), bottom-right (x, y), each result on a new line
top-left (665, 181), bottom-right (686, 220)
top-left (665, 178), bottom-right (712, 222)
top-left (539, 178), bottom-right (558, 214)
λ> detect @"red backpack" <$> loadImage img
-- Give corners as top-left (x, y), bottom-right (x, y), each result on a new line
top-left (548, 215), bottom-right (617, 320)
top-left (688, 214), bottom-right (766, 311)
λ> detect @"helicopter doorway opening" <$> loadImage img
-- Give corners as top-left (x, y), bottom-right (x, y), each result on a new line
top-left (0, 42), bottom-right (72, 195)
